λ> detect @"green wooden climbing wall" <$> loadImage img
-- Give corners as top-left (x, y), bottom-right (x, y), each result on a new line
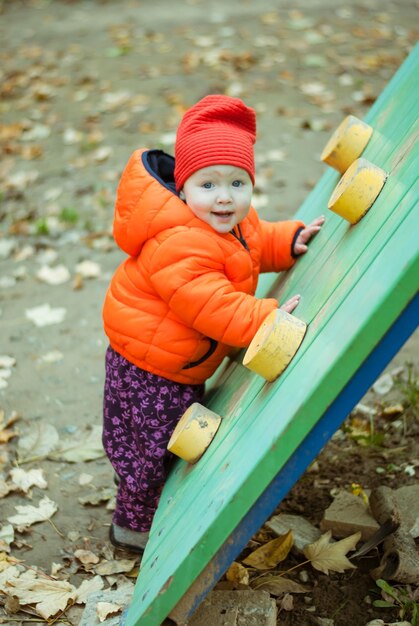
top-left (123, 45), bottom-right (419, 626)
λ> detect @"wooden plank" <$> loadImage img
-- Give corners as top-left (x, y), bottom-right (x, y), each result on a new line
top-left (164, 294), bottom-right (418, 623)
top-left (123, 45), bottom-right (419, 625)
top-left (129, 201), bottom-right (418, 626)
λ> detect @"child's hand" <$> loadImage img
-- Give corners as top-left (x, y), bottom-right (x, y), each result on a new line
top-left (280, 294), bottom-right (301, 314)
top-left (294, 216), bottom-right (325, 255)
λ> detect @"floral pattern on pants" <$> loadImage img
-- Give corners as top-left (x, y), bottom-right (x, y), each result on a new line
top-left (102, 346), bottom-right (205, 532)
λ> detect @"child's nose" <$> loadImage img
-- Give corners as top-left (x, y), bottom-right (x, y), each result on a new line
top-left (216, 187), bottom-right (232, 203)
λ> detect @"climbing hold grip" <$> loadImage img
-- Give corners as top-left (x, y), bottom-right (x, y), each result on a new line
top-left (242, 309), bottom-right (307, 382)
top-left (321, 115), bottom-right (373, 173)
top-left (167, 403), bottom-right (222, 464)
top-left (328, 157), bottom-right (387, 224)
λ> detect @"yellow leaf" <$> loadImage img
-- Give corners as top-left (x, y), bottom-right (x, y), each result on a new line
top-left (0, 429), bottom-right (17, 443)
top-left (303, 531), bottom-right (361, 575)
top-left (0, 552), bottom-right (19, 573)
top-left (226, 561), bottom-right (249, 585)
top-left (74, 549), bottom-right (100, 566)
top-left (243, 530), bottom-right (293, 570)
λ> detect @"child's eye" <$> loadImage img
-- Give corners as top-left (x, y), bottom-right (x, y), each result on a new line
top-left (202, 182), bottom-right (214, 189)
top-left (232, 180), bottom-right (244, 187)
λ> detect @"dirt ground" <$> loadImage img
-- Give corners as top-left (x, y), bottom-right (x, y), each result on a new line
top-left (0, 1), bottom-right (418, 625)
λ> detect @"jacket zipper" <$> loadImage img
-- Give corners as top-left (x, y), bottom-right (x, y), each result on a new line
top-left (231, 224), bottom-right (249, 251)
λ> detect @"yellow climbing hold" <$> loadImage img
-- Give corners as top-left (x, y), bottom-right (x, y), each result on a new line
top-left (167, 403), bottom-right (222, 464)
top-left (321, 115), bottom-right (373, 173)
top-left (328, 157), bottom-right (387, 224)
top-left (243, 309), bottom-right (307, 382)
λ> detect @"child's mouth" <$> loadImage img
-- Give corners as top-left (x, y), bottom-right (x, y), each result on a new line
top-left (212, 211), bottom-right (234, 220)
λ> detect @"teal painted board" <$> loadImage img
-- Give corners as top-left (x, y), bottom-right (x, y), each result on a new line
top-left (125, 45), bottom-right (419, 625)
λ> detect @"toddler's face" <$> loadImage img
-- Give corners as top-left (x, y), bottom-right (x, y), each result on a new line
top-left (180, 165), bottom-right (253, 234)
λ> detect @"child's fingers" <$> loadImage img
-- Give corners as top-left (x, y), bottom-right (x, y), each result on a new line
top-left (280, 294), bottom-right (301, 313)
top-left (302, 222), bottom-right (323, 241)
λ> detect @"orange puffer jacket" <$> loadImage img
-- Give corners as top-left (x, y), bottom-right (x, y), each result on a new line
top-left (103, 149), bottom-right (304, 385)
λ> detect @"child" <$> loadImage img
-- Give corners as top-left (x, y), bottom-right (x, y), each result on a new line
top-left (102, 95), bottom-right (324, 553)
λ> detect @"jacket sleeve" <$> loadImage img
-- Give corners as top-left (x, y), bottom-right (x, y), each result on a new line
top-left (258, 219), bottom-right (305, 273)
top-left (148, 231), bottom-right (278, 347)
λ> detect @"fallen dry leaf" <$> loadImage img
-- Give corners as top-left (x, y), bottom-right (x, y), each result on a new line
top-left (51, 425), bottom-right (105, 462)
top-left (6, 575), bottom-right (76, 619)
top-left (279, 592), bottom-right (294, 612)
top-left (78, 487), bottom-right (115, 506)
top-left (0, 525), bottom-right (15, 553)
top-left (75, 259), bottom-right (101, 278)
top-left (0, 479), bottom-right (14, 498)
top-left (0, 358), bottom-right (16, 396)
top-left (303, 531), bottom-right (361, 574)
top-left (93, 146), bottom-right (113, 163)
top-left (74, 549), bottom-right (100, 566)
top-left (9, 468), bottom-right (47, 493)
top-left (0, 550), bottom-right (17, 571)
top-left (372, 372), bottom-right (394, 395)
top-left (36, 264), bottom-right (71, 285)
top-left (5, 170), bottom-right (39, 191)
top-left (25, 303), bottom-right (67, 327)
top-left (97, 601), bottom-right (122, 622)
top-left (7, 496), bottom-right (58, 531)
top-left (0, 564), bottom-right (21, 589)
top-left (63, 128), bottom-right (83, 145)
top-left (18, 422), bottom-right (59, 462)
top-left (0, 355), bottom-right (16, 368)
top-left (74, 575), bottom-right (104, 604)
top-left (226, 561), bottom-right (249, 585)
top-left (78, 473), bottom-right (94, 486)
top-left (0, 426), bottom-right (17, 443)
top-left (243, 531), bottom-right (293, 570)
top-left (37, 350), bottom-right (64, 364)
top-left (95, 558), bottom-right (137, 576)
top-left (243, 531), bottom-right (294, 569)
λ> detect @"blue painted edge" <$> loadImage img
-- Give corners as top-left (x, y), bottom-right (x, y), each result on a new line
top-left (119, 293), bottom-right (418, 625)
top-left (183, 292), bottom-right (418, 618)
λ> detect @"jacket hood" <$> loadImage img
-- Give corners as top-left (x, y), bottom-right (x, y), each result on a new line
top-left (113, 149), bottom-right (200, 257)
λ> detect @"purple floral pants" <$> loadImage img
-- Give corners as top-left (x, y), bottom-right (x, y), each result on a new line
top-left (102, 346), bottom-right (205, 532)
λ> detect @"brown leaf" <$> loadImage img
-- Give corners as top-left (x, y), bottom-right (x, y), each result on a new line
top-left (0, 429), bottom-right (17, 444)
top-left (303, 531), bottom-right (360, 574)
top-left (94, 558), bottom-right (137, 576)
top-left (225, 561), bottom-right (249, 585)
top-left (74, 549), bottom-right (100, 566)
top-left (243, 531), bottom-right (293, 570)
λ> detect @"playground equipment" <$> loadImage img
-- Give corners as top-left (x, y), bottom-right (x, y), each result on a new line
top-left (168, 403), bottom-right (222, 464)
top-left (320, 114), bottom-right (373, 173)
top-left (121, 45), bottom-right (419, 626)
top-left (327, 157), bottom-right (387, 224)
top-left (242, 308), bottom-right (307, 382)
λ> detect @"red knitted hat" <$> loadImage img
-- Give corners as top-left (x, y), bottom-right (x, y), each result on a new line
top-left (174, 95), bottom-right (256, 192)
